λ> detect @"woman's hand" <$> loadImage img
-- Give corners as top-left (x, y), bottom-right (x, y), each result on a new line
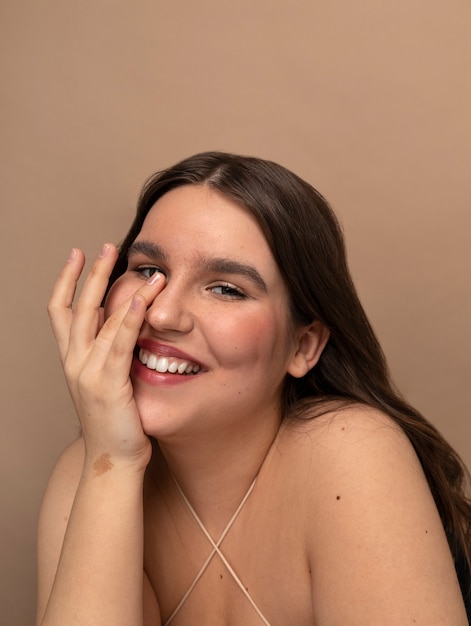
top-left (47, 244), bottom-right (164, 471)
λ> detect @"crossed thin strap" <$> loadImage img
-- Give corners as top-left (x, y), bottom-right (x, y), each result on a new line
top-left (163, 474), bottom-right (271, 626)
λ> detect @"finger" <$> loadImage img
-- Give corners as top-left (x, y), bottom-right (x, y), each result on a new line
top-left (47, 248), bottom-right (86, 359)
top-left (93, 295), bottom-right (147, 379)
top-left (100, 271), bottom-right (166, 340)
top-left (108, 269), bottom-right (167, 323)
top-left (91, 274), bottom-right (166, 374)
top-left (69, 244), bottom-right (118, 350)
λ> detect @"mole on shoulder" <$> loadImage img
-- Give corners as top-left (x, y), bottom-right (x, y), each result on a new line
top-left (336, 495), bottom-right (341, 500)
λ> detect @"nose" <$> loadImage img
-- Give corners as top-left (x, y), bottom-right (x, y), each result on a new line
top-left (144, 279), bottom-right (194, 334)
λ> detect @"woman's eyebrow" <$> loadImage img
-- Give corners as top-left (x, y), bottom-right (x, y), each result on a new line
top-left (127, 240), bottom-right (166, 261)
top-left (128, 240), bottom-right (267, 292)
top-left (203, 257), bottom-right (267, 292)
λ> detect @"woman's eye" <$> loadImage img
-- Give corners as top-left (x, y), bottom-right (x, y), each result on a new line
top-left (134, 266), bottom-right (166, 280)
top-left (210, 284), bottom-right (245, 298)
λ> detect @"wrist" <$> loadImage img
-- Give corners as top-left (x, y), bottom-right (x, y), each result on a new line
top-left (82, 447), bottom-right (151, 479)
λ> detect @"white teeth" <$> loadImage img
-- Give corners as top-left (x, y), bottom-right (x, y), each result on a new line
top-left (155, 357), bottom-right (168, 373)
top-left (138, 349), bottom-right (200, 375)
top-left (147, 354), bottom-right (157, 369)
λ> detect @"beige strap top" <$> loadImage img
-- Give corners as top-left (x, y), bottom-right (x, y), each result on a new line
top-left (163, 474), bottom-right (271, 626)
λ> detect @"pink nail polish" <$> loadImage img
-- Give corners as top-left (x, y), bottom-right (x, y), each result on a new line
top-left (146, 273), bottom-right (162, 285)
top-left (67, 248), bottom-right (77, 262)
top-left (100, 244), bottom-right (110, 257)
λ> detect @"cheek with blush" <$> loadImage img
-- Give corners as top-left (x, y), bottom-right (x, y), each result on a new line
top-left (211, 313), bottom-right (285, 370)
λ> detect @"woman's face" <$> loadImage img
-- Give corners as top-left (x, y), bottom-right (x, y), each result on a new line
top-left (105, 184), bottom-right (305, 441)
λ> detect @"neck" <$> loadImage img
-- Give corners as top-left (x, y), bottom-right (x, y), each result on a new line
top-left (150, 416), bottom-right (282, 533)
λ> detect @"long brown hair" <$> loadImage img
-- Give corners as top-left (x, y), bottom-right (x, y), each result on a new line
top-left (108, 151), bottom-right (471, 604)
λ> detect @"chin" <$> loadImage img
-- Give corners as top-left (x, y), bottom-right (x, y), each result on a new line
top-left (134, 397), bottom-right (182, 441)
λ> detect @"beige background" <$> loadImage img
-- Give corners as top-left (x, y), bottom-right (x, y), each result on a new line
top-left (1, 1), bottom-right (470, 623)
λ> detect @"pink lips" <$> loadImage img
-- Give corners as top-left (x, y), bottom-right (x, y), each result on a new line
top-left (132, 338), bottom-right (205, 387)
top-left (137, 338), bottom-right (204, 368)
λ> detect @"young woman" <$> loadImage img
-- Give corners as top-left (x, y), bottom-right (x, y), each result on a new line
top-left (37, 152), bottom-right (470, 625)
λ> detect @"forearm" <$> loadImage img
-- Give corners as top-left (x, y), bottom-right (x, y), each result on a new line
top-left (41, 246), bottom-right (162, 624)
top-left (40, 460), bottom-right (146, 626)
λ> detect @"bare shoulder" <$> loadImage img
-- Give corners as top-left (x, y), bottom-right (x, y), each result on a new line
top-left (36, 438), bottom-right (85, 623)
top-left (283, 406), bottom-right (468, 624)
top-left (281, 404), bottom-right (417, 477)
top-left (286, 402), bottom-right (408, 444)
top-left (285, 404), bottom-right (438, 527)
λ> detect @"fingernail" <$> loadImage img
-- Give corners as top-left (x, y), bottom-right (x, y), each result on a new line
top-left (146, 273), bottom-right (162, 285)
top-left (100, 244), bottom-right (110, 258)
top-left (67, 248), bottom-right (77, 262)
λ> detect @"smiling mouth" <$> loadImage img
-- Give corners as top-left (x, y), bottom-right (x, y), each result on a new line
top-left (137, 348), bottom-right (201, 375)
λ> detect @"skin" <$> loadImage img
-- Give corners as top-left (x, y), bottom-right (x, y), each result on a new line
top-left (104, 185), bottom-right (323, 448)
top-left (37, 185), bottom-right (468, 625)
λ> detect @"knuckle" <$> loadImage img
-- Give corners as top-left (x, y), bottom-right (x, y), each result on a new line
top-left (47, 301), bottom-right (59, 317)
top-left (110, 341), bottom-right (129, 361)
top-left (72, 299), bottom-right (88, 315)
top-left (132, 292), bottom-right (146, 305)
top-left (63, 359), bottom-right (79, 380)
top-left (87, 260), bottom-right (107, 280)
top-left (103, 314), bottom-right (122, 334)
